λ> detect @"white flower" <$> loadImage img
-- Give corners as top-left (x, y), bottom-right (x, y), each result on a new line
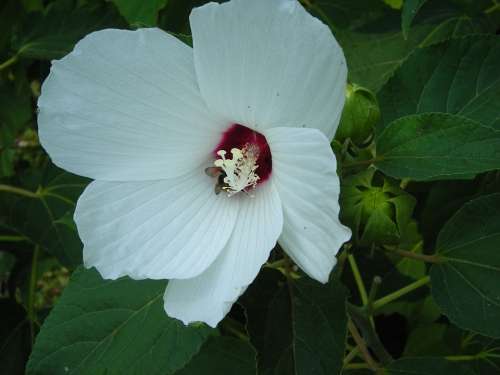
top-left (38, 0), bottom-right (351, 327)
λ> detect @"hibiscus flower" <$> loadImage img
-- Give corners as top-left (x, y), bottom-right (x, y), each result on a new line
top-left (38, 0), bottom-right (351, 327)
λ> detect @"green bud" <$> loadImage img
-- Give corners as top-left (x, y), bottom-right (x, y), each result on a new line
top-left (340, 168), bottom-right (416, 247)
top-left (335, 83), bottom-right (380, 146)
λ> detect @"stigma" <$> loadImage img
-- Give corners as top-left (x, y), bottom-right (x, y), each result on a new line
top-left (213, 145), bottom-right (260, 196)
top-left (208, 124), bottom-right (272, 197)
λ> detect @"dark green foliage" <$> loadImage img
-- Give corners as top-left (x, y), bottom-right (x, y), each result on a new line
top-left (1, 1), bottom-right (500, 374)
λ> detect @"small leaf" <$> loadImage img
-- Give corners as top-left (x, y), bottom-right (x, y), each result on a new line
top-left (402, 0), bottom-right (428, 38)
top-left (175, 336), bottom-right (256, 375)
top-left (111, 0), bottom-right (168, 27)
top-left (341, 168), bottom-right (416, 245)
top-left (27, 267), bottom-right (214, 375)
top-left (430, 193), bottom-right (500, 338)
top-left (375, 113), bottom-right (500, 181)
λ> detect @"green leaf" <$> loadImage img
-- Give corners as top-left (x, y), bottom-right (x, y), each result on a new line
top-left (403, 323), bottom-right (451, 356)
top-left (338, 10), bottom-right (491, 92)
top-left (310, 0), bottom-right (396, 31)
top-left (0, 0), bottom-right (25, 57)
top-left (111, 0), bottom-right (168, 27)
top-left (241, 269), bottom-right (293, 375)
top-left (12, 0), bottom-right (126, 60)
top-left (430, 193), bottom-right (500, 338)
top-left (375, 113), bottom-right (500, 181)
top-left (378, 35), bottom-right (500, 132)
top-left (335, 83), bottom-right (380, 145)
top-left (175, 336), bottom-right (256, 375)
top-left (0, 299), bottom-right (31, 375)
top-left (402, 0), bottom-right (428, 38)
top-left (292, 277), bottom-right (347, 375)
top-left (420, 179), bottom-right (478, 245)
top-left (1, 164), bottom-right (89, 267)
top-left (341, 168), bottom-right (416, 245)
top-left (27, 267), bottom-right (214, 375)
top-left (386, 357), bottom-right (475, 374)
top-left (460, 334), bottom-right (500, 374)
top-left (0, 79), bottom-right (32, 177)
top-left (242, 269), bottom-right (347, 375)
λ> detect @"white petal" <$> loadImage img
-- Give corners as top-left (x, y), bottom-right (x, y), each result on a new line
top-left (264, 127), bottom-right (351, 283)
top-left (39, 28), bottom-right (226, 181)
top-left (190, 0), bottom-right (347, 139)
top-left (164, 181), bottom-right (283, 327)
top-left (74, 170), bottom-right (238, 280)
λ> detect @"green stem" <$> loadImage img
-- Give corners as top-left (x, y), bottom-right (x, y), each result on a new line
top-left (348, 254), bottom-right (369, 305)
top-left (348, 304), bottom-right (393, 365)
top-left (0, 235), bottom-right (28, 242)
top-left (342, 158), bottom-right (379, 169)
top-left (348, 253), bottom-right (377, 327)
top-left (347, 319), bottom-right (379, 371)
top-left (365, 276), bottom-right (382, 315)
top-left (264, 258), bottom-right (288, 269)
top-left (382, 247), bottom-right (442, 263)
top-left (0, 184), bottom-right (39, 199)
top-left (373, 275), bottom-right (431, 310)
top-left (0, 55), bottom-right (18, 71)
top-left (446, 351), bottom-right (500, 361)
top-left (344, 362), bottom-right (371, 370)
top-left (28, 246), bottom-right (40, 346)
top-left (220, 317), bottom-right (249, 342)
top-left (334, 246), bottom-right (349, 279)
top-left (445, 355), bottom-right (480, 361)
top-left (343, 346), bottom-right (361, 366)
top-left (485, 1), bottom-right (500, 14)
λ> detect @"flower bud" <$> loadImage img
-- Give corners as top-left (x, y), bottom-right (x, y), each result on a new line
top-left (340, 168), bottom-right (416, 246)
top-left (335, 83), bottom-right (380, 146)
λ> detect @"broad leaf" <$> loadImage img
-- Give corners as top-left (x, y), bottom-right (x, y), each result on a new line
top-left (1, 164), bottom-right (89, 267)
top-left (402, 0), bottom-right (428, 38)
top-left (27, 267), bottom-right (214, 375)
top-left (0, 299), bottom-right (31, 375)
top-left (242, 269), bottom-right (347, 375)
top-left (0, 0), bottom-right (25, 58)
top-left (175, 336), bottom-right (256, 375)
top-left (378, 35), bottom-right (500, 132)
top-left (111, 0), bottom-right (168, 27)
top-left (292, 277), bottom-right (347, 375)
top-left (12, 0), bottom-right (125, 60)
top-left (386, 357), bottom-right (475, 374)
top-left (375, 113), bottom-right (500, 181)
top-left (403, 323), bottom-right (450, 356)
top-left (241, 269), bottom-right (293, 375)
top-left (430, 193), bottom-right (500, 338)
top-left (339, 16), bottom-right (489, 92)
top-left (311, 0), bottom-right (395, 30)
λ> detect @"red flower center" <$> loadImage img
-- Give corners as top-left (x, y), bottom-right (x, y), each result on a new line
top-left (214, 124), bottom-right (272, 183)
